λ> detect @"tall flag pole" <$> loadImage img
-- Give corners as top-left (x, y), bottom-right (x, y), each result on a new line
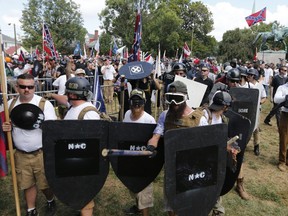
top-left (252, 0), bottom-right (256, 13)
top-left (0, 28), bottom-right (21, 216)
top-left (43, 23), bottom-right (57, 58)
top-left (132, 2), bottom-right (142, 61)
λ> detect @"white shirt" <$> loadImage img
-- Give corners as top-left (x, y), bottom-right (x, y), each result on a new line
top-left (101, 65), bottom-right (116, 80)
top-left (123, 110), bottom-right (156, 124)
top-left (10, 95), bottom-right (57, 152)
top-left (263, 68), bottom-right (273, 86)
top-left (274, 83), bottom-right (288, 112)
top-left (64, 102), bottom-right (100, 120)
top-left (53, 74), bottom-right (75, 95)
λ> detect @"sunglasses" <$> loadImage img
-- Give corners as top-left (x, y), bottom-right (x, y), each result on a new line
top-left (17, 84), bottom-right (35, 90)
top-left (165, 93), bottom-right (187, 105)
top-left (202, 69), bottom-right (209, 72)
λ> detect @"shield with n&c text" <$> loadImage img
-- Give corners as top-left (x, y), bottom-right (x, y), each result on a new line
top-left (108, 122), bottom-right (164, 193)
top-left (164, 124), bottom-right (227, 216)
top-left (42, 120), bottom-right (109, 210)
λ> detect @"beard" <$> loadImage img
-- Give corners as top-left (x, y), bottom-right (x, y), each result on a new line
top-left (167, 102), bottom-right (186, 119)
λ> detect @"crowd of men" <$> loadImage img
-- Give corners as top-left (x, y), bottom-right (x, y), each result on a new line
top-left (2, 52), bottom-right (288, 216)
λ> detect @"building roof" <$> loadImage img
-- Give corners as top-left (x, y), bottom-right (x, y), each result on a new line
top-left (2, 33), bottom-right (16, 42)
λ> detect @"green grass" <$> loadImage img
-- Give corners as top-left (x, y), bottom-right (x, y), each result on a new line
top-left (1, 101), bottom-right (288, 215)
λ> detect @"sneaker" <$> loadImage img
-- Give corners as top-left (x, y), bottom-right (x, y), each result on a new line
top-left (123, 205), bottom-right (141, 215)
top-left (254, 145), bottom-right (260, 156)
top-left (278, 163), bottom-right (287, 172)
top-left (26, 209), bottom-right (39, 216)
top-left (45, 200), bottom-right (56, 216)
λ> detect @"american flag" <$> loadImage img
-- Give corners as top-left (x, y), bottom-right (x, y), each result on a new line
top-left (245, 7), bottom-right (266, 27)
top-left (132, 4), bottom-right (142, 61)
top-left (43, 23), bottom-right (57, 58)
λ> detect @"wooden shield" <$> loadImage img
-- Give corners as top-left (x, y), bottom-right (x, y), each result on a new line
top-left (108, 122), bottom-right (164, 193)
top-left (42, 120), bottom-right (109, 210)
top-left (119, 61), bottom-right (153, 80)
top-left (221, 109), bottom-right (251, 195)
top-left (164, 124), bottom-right (227, 216)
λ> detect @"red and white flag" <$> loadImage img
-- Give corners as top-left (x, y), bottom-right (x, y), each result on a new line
top-left (183, 42), bottom-right (191, 58)
top-left (43, 23), bottom-right (57, 58)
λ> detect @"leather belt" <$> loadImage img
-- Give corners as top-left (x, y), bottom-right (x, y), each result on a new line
top-left (16, 148), bottom-right (42, 154)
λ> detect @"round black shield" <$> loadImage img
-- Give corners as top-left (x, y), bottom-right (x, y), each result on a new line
top-left (119, 61), bottom-right (153, 80)
top-left (10, 104), bottom-right (45, 130)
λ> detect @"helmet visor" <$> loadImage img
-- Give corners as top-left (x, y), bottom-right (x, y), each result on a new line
top-left (165, 93), bottom-right (187, 105)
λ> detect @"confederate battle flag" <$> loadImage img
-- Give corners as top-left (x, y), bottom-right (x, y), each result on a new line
top-left (43, 23), bottom-right (57, 58)
top-left (245, 7), bottom-right (266, 27)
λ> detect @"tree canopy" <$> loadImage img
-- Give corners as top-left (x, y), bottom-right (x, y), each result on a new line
top-left (99, 0), bottom-right (216, 58)
top-left (21, 0), bottom-right (87, 54)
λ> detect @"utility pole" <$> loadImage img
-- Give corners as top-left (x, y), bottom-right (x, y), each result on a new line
top-left (8, 23), bottom-right (17, 54)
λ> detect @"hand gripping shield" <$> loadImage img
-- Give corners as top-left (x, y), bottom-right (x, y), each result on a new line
top-left (164, 124), bottom-right (227, 216)
top-left (221, 109), bottom-right (251, 195)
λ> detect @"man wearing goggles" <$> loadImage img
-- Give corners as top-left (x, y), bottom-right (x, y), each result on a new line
top-left (145, 80), bottom-right (208, 216)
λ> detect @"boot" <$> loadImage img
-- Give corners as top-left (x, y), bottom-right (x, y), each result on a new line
top-left (254, 144), bottom-right (260, 156)
top-left (235, 178), bottom-right (249, 200)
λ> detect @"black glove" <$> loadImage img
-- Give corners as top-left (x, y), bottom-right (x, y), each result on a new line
top-left (146, 144), bottom-right (157, 158)
top-left (284, 95), bottom-right (288, 108)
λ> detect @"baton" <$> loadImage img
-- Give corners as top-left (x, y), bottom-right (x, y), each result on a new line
top-left (102, 148), bottom-right (153, 157)
top-left (227, 135), bottom-right (239, 145)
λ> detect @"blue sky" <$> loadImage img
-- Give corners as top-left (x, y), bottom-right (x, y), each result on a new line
top-left (0, 0), bottom-right (287, 41)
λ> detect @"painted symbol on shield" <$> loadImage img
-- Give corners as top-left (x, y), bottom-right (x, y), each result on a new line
top-left (129, 65), bottom-right (144, 76)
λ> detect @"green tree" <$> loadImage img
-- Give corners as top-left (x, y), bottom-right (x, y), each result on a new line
top-left (21, 0), bottom-right (87, 54)
top-left (99, 0), bottom-right (216, 58)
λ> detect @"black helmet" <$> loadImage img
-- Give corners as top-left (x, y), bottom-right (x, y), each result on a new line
top-left (209, 91), bottom-right (232, 111)
top-left (238, 66), bottom-right (248, 77)
top-left (227, 68), bottom-right (240, 81)
top-left (246, 68), bottom-right (259, 76)
top-left (230, 58), bottom-right (237, 68)
top-left (10, 104), bottom-right (45, 130)
top-left (172, 63), bottom-right (187, 73)
top-left (65, 77), bottom-right (91, 99)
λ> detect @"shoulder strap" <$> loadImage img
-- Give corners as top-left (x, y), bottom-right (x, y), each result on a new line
top-left (38, 97), bottom-right (46, 111)
top-left (78, 106), bottom-right (99, 120)
top-left (8, 96), bottom-right (19, 113)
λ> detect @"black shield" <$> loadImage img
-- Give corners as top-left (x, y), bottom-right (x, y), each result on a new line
top-left (221, 109), bottom-right (251, 195)
top-left (164, 124), bottom-right (227, 216)
top-left (229, 87), bottom-right (259, 141)
top-left (119, 61), bottom-right (153, 80)
top-left (32, 60), bottom-right (43, 77)
top-left (42, 120), bottom-right (109, 210)
top-left (108, 122), bottom-right (164, 193)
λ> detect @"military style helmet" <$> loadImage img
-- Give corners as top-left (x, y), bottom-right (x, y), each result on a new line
top-left (246, 68), bottom-right (259, 76)
top-left (226, 68), bottom-right (240, 81)
top-left (172, 63), bottom-right (187, 73)
top-left (65, 77), bottom-right (91, 99)
top-left (238, 66), bottom-right (248, 77)
top-left (209, 91), bottom-right (232, 111)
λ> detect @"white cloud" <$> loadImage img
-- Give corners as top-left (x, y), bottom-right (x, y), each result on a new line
top-left (207, 2), bottom-right (288, 41)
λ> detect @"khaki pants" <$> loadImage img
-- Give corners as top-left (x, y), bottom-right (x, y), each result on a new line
top-left (103, 80), bottom-right (114, 103)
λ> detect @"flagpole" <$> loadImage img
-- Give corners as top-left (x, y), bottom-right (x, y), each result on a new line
top-left (0, 29), bottom-right (21, 216)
